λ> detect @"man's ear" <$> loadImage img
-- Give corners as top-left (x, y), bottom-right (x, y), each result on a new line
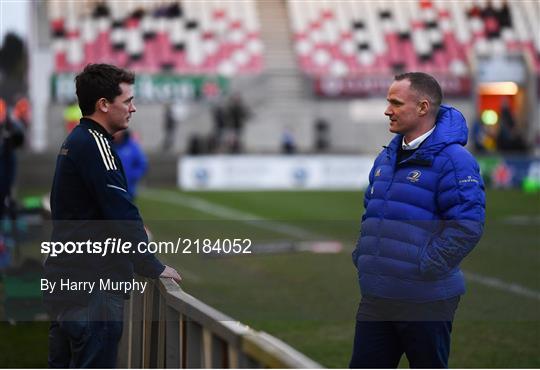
top-left (417, 100), bottom-right (429, 116)
top-left (96, 98), bottom-right (109, 113)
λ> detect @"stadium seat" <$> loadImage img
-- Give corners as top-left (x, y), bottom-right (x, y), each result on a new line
top-left (47, 0), bottom-right (264, 76)
top-left (286, 0), bottom-right (540, 78)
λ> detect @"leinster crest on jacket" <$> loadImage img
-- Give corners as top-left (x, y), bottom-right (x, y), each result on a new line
top-left (406, 170), bottom-right (421, 183)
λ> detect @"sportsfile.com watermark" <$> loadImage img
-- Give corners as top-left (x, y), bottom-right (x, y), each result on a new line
top-left (41, 238), bottom-right (253, 257)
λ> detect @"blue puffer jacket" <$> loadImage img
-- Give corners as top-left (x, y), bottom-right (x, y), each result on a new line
top-left (352, 105), bottom-right (486, 302)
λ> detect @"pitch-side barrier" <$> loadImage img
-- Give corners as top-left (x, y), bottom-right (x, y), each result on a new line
top-left (117, 277), bottom-right (322, 368)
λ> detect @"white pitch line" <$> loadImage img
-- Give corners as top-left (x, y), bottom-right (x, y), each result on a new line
top-left (464, 272), bottom-right (540, 301)
top-left (141, 188), bottom-right (540, 301)
top-left (501, 215), bottom-right (540, 225)
top-left (141, 188), bottom-right (322, 240)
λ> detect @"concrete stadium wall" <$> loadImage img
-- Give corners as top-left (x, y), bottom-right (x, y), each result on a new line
top-left (45, 97), bottom-right (474, 155)
top-left (16, 152), bottom-right (179, 189)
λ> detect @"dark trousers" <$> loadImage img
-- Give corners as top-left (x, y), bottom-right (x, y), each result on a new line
top-left (48, 293), bottom-right (124, 368)
top-left (350, 320), bottom-right (453, 368)
top-left (349, 296), bottom-right (459, 368)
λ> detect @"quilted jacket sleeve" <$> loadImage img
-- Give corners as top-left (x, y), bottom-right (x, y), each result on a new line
top-left (419, 149), bottom-right (486, 278)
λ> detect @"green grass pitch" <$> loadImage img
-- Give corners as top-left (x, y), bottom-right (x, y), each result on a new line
top-left (1, 188), bottom-right (538, 367)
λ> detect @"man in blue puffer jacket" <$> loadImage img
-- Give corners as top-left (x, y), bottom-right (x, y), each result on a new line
top-left (350, 72), bottom-right (485, 368)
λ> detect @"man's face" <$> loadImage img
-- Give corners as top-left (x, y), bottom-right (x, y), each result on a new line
top-left (106, 82), bottom-right (136, 134)
top-left (384, 79), bottom-right (421, 137)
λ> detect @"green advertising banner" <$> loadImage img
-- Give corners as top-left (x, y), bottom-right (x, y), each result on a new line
top-left (477, 156), bottom-right (540, 192)
top-left (51, 74), bottom-right (229, 103)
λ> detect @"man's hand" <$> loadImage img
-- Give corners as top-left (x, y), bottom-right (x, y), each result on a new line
top-left (160, 265), bottom-right (182, 283)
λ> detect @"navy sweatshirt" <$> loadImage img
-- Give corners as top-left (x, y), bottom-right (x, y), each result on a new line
top-left (43, 118), bottom-right (164, 308)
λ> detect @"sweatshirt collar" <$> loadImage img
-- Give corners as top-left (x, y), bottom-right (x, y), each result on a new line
top-left (79, 118), bottom-right (113, 140)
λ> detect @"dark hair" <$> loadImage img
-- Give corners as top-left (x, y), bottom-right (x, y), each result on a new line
top-left (75, 64), bottom-right (135, 116)
top-left (395, 72), bottom-right (443, 114)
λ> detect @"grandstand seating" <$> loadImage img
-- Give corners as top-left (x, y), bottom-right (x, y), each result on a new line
top-left (47, 0), bottom-right (263, 76)
top-left (48, 0), bottom-right (539, 79)
top-left (287, 0), bottom-right (540, 77)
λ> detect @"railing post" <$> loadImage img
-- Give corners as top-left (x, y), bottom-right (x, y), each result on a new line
top-left (185, 320), bottom-right (203, 368)
top-left (165, 307), bottom-right (181, 368)
top-left (202, 328), bottom-right (212, 368)
top-left (131, 287), bottom-right (144, 367)
top-left (157, 294), bottom-right (166, 368)
top-left (142, 281), bottom-right (155, 368)
top-left (126, 295), bottom-right (134, 368)
top-left (117, 293), bottom-right (133, 368)
top-left (227, 346), bottom-right (240, 368)
top-left (181, 315), bottom-right (187, 368)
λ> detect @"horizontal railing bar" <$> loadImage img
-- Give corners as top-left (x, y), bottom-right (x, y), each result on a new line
top-left (242, 332), bottom-right (322, 369)
top-left (127, 277), bottom-right (323, 369)
top-left (158, 278), bottom-right (250, 345)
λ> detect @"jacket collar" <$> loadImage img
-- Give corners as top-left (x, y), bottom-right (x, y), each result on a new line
top-left (402, 125), bottom-right (436, 150)
top-left (386, 105), bottom-right (469, 166)
top-left (79, 118), bottom-right (113, 141)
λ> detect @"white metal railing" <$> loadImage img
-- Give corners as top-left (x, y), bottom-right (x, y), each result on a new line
top-left (117, 277), bottom-right (322, 368)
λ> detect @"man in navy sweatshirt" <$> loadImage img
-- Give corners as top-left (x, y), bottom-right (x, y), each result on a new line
top-left (350, 72), bottom-right (485, 368)
top-left (44, 64), bottom-right (181, 368)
